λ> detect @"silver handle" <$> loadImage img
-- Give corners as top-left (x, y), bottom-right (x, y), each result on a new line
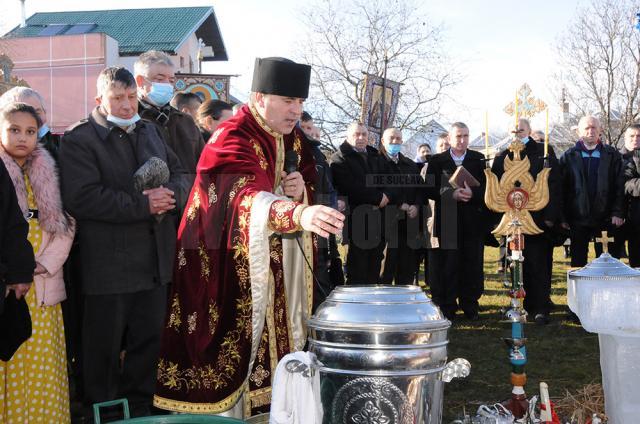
top-left (441, 358), bottom-right (471, 382)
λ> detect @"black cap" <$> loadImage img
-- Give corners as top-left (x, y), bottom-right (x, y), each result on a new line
top-left (251, 57), bottom-right (311, 99)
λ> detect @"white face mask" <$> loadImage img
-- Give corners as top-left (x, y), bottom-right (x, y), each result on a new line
top-left (107, 113), bottom-right (141, 128)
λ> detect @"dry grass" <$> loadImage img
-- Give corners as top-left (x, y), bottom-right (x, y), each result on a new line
top-left (440, 246), bottom-right (605, 421)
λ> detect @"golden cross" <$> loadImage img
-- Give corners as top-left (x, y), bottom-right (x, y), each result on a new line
top-left (596, 231), bottom-right (614, 254)
top-left (503, 83), bottom-right (548, 119)
top-left (508, 139), bottom-right (526, 159)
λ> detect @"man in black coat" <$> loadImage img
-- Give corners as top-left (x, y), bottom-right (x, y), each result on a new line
top-left (425, 122), bottom-right (487, 320)
top-left (134, 50), bottom-right (204, 186)
top-left (379, 127), bottom-right (424, 285)
top-left (622, 124), bottom-right (640, 267)
top-left (300, 112), bottom-right (343, 308)
top-left (559, 115), bottom-right (625, 267)
top-left (491, 119), bottom-right (562, 324)
top-left (59, 66), bottom-right (188, 418)
top-left (0, 159), bottom-right (35, 312)
top-left (331, 122), bottom-right (394, 284)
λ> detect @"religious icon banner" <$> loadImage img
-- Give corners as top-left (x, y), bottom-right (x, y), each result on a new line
top-left (360, 73), bottom-right (401, 144)
top-left (174, 73), bottom-right (231, 102)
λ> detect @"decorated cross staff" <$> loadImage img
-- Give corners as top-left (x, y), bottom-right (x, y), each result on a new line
top-left (484, 136), bottom-right (550, 418)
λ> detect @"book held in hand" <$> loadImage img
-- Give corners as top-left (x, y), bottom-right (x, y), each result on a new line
top-left (448, 166), bottom-right (480, 189)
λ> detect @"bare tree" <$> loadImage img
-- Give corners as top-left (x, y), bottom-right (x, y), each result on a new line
top-left (297, 0), bottom-right (457, 149)
top-left (556, 0), bottom-right (640, 148)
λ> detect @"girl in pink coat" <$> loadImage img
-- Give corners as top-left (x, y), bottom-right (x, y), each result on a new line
top-left (0, 102), bottom-right (75, 423)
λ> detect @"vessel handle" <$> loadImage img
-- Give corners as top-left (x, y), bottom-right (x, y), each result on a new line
top-left (285, 358), bottom-right (316, 378)
top-left (441, 358), bottom-right (471, 382)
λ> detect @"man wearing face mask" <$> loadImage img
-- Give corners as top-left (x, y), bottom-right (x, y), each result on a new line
top-left (134, 50), bottom-right (205, 185)
top-left (379, 128), bottom-right (423, 284)
top-left (491, 118), bottom-right (562, 325)
top-left (59, 66), bottom-right (189, 419)
top-left (0, 87), bottom-right (59, 161)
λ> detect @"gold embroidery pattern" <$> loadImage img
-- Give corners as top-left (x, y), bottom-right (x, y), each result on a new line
top-left (250, 139), bottom-right (268, 170)
top-left (177, 248), bottom-right (186, 269)
top-left (158, 189), bottom-right (256, 396)
top-left (249, 387), bottom-right (272, 409)
top-left (293, 134), bottom-right (302, 167)
top-left (167, 295), bottom-right (182, 331)
top-left (269, 237), bottom-right (282, 264)
top-left (157, 359), bottom-right (225, 391)
top-left (186, 189), bottom-right (201, 222)
top-left (198, 243), bottom-right (210, 278)
top-left (257, 332), bottom-right (267, 363)
top-left (249, 365), bottom-right (270, 387)
top-left (269, 200), bottom-right (297, 232)
top-left (208, 301), bottom-right (219, 335)
top-left (273, 269), bottom-right (290, 354)
top-left (208, 127), bottom-right (224, 144)
top-left (187, 312), bottom-right (197, 334)
top-left (208, 182), bottom-right (218, 205)
top-left (228, 176), bottom-right (254, 205)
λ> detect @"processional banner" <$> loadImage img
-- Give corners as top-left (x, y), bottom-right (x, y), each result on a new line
top-left (360, 73), bottom-right (401, 144)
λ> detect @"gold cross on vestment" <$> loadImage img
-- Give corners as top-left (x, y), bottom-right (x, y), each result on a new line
top-left (596, 231), bottom-right (614, 254)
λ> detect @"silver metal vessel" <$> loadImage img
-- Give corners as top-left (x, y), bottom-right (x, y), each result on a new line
top-left (307, 285), bottom-right (470, 424)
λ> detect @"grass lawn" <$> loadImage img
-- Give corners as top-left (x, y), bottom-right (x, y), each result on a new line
top-left (440, 246), bottom-right (603, 420)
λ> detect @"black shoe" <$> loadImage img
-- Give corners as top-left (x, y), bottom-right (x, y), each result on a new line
top-left (534, 313), bottom-right (549, 325)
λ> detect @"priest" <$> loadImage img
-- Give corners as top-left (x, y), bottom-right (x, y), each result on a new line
top-left (153, 57), bottom-right (344, 418)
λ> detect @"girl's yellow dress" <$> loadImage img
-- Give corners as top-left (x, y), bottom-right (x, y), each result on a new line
top-left (0, 173), bottom-right (70, 423)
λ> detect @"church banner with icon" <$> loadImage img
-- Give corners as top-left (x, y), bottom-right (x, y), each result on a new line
top-left (360, 73), bottom-right (401, 144)
top-left (174, 73), bottom-right (231, 102)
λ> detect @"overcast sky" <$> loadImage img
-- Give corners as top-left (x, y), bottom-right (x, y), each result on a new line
top-left (1, 0), bottom-right (591, 133)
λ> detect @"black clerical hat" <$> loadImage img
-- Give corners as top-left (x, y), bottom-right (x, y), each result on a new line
top-left (0, 291), bottom-right (32, 361)
top-left (251, 57), bottom-right (311, 99)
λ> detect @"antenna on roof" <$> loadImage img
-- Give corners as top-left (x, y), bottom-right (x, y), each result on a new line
top-left (19, 0), bottom-right (27, 28)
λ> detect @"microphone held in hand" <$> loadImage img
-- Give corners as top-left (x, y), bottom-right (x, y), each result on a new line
top-left (284, 150), bottom-right (299, 174)
top-left (133, 157), bottom-right (170, 192)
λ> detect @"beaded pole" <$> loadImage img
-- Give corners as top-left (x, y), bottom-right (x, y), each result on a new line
top-left (484, 138), bottom-right (550, 418)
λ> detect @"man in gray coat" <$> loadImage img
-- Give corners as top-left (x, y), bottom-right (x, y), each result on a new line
top-left (59, 66), bottom-right (188, 418)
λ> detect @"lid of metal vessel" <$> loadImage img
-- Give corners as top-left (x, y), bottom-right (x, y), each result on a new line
top-left (569, 253), bottom-right (640, 279)
top-left (309, 285), bottom-right (448, 327)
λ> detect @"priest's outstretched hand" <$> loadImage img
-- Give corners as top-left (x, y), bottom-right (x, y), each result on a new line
top-left (300, 205), bottom-right (345, 238)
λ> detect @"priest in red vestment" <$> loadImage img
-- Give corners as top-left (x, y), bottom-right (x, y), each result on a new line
top-left (153, 57), bottom-right (344, 418)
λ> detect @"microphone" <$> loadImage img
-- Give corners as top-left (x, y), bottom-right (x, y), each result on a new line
top-left (133, 157), bottom-right (170, 191)
top-left (133, 157), bottom-right (171, 223)
top-left (284, 150), bottom-right (299, 174)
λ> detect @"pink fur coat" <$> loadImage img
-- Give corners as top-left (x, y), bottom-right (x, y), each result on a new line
top-left (0, 145), bottom-right (75, 306)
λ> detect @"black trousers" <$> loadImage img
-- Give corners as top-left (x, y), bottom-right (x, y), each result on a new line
top-left (381, 217), bottom-right (420, 285)
top-left (427, 236), bottom-right (484, 317)
top-left (82, 285), bottom-right (167, 417)
top-left (569, 224), bottom-right (622, 267)
top-left (627, 227), bottom-right (640, 268)
top-left (521, 234), bottom-right (553, 316)
top-left (345, 207), bottom-right (385, 284)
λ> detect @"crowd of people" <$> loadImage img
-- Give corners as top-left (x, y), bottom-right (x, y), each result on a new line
top-left (0, 50), bottom-right (638, 422)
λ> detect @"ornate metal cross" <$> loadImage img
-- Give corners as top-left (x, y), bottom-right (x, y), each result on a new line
top-left (504, 83), bottom-right (547, 119)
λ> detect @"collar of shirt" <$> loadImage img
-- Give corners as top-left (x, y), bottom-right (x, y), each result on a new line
top-left (449, 149), bottom-right (467, 165)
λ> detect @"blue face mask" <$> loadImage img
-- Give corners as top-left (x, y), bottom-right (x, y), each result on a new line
top-left (37, 123), bottom-right (49, 140)
top-left (145, 81), bottom-right (174, 106)
top-left (107, 113), bottom-right (141, 128)
top-left (386, 144), bottom-right (402, 155)
top-left (521, 136), bottom-right (529, 144)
